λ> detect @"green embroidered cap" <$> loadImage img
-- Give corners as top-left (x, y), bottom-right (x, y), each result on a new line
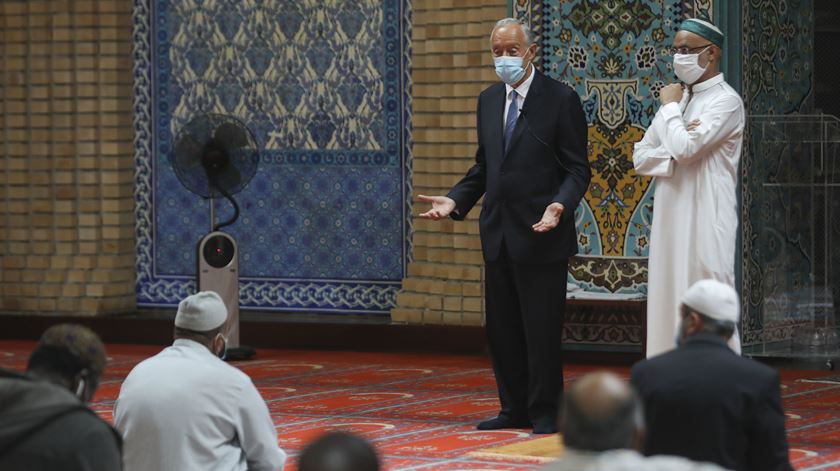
top-left (679, 18), bottom-right (724, 47)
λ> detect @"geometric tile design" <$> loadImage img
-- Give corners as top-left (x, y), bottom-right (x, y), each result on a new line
top-left (519, 0), bottom-right (713, 293)
top-left (740, 0), bottom-right (816, 346)
top-left (132, 0), bottom-right (412, 313)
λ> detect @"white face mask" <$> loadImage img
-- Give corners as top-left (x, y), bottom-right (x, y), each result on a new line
top-left (216, 334), bottom-right (228, 359)
top-left (673, 47), bottom-right (710, 84)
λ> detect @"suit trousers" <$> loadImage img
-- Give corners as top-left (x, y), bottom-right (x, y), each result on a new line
top-left (484, 242), bottom-right (568, 424)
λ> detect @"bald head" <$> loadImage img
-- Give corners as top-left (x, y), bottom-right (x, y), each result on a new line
top-left (298, 432), bottom-right (379, 471)
top-left (561, 372), bottom-right (644, 452)
top-left (570, 372), bottom-right (634, 418)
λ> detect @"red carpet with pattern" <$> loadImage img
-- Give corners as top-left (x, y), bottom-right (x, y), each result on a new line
top-left (2, 341), bottom-right (840, 470)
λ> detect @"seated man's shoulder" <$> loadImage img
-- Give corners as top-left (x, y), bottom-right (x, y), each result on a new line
top-left (631, 350), bottom-right (680, 377)
top-left (208, 359), bottom-right (260, 391)
top-left (646, 454), bottom-right (729, 471)
top-left (221, 361), bottom-right (254, 383)
top-left (540, 449), bottom-right (644, 471)
top-left (728, 354), bottom-right (779, 382)
top-left (60, 409), bottom-right (120, 442)
top-left (542, 450), bottom-right (727, 471)
top-left (124, 351), bottom-right (255, 395)
top-left (635, 348), bottom-right (776, 378)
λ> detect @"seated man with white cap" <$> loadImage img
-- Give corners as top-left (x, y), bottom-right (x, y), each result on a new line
top-left (114, 291), bottom-right (286, 471)
top-left (631, 280), bottom-right (793, 471)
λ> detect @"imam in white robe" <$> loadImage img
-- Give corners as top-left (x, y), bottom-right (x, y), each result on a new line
top-left (633, 73), bottom-right (745, 358)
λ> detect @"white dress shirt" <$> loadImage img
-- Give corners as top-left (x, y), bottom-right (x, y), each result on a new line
top-left (503, 63), bottom-right (536, 127)
top-left (114, 339), bottom-right (286, 471)
top-left (633, 73), bottom-right (745, 358)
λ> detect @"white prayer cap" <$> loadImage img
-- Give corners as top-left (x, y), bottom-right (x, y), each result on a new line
top-left (175, 291), bottom-right (228, 331)
top-left (681, 279), bottom-right (739, 324)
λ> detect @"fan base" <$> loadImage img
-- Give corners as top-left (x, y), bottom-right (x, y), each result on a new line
top-left (224, 345), bottom-right (257, 361)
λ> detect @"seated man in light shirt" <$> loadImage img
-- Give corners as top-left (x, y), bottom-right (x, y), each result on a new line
top-left (114, 291), bottom-right (286, 471)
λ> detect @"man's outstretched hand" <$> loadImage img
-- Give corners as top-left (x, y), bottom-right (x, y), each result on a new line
top-left (532, 202), bottom-right (564, 233)
top-left (418, 195), bottom-right (456, 220)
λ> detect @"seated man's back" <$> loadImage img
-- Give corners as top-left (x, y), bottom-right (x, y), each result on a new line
top-left (0, 369), bottom-right (121, 471)
top-left (0, 324), bottom-right (122, 471)
top-left (631, 280), bottom-right (792, 471)
top-left (542, 371), bottom-right (726, 471)
top-left (115, 292), bottom-right (285, 471)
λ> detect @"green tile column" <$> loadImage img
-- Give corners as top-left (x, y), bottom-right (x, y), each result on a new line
top-left (715, 0), bottom-right (743, 94)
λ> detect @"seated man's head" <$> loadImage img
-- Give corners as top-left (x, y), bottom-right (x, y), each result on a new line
top-left (174, 291), bottom-right (229, 358)
top-left (677, 279), bottom-right (739, 345)
top-left (298, 431), bottom-right (380, 471)
top-left (560, 372), bottom-right (644, 452)
top-left (26, 324), bottom-right (107, 403)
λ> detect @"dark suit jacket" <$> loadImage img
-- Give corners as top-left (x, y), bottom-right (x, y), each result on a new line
top-left (447, 70), bottom-right (590, 263)
top-left (631, 333), bottom-right (794, 471)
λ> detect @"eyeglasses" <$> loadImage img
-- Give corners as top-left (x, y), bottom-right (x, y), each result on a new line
top-left (669, 44), bottom-right (712, 56)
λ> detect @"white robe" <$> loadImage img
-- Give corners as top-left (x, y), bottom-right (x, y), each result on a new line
top-left (633, 73), bottom-right (745, 358)
top-left (114, 339), bottom-right (287, 471)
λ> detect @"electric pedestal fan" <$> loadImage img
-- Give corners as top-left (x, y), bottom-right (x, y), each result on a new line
top-left (171, 114), bottom-right (259, 360)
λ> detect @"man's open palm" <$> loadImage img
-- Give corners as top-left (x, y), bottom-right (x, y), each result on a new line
top-left (418, 195), bottom-right (456, 220)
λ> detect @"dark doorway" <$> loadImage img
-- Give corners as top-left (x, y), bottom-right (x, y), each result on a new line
top-left (815, 0), bottom-right (840, 117)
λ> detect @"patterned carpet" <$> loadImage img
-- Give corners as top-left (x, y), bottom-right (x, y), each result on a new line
top-left (2, 341), bottom-right (840, 470)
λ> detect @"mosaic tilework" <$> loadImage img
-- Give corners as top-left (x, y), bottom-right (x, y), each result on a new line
top-left (517, 0), bottom-right (712, 293)
top-left (134, 0), bottom-right (412, 313)
top-left (740, 0), bottom-right (815, 346)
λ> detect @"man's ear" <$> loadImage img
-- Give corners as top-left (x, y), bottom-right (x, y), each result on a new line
top-left (686, 312), bottom-right (704, 336)
top-left (527, 43), bottom-right (538, 60)
top-left (706, 46), bottom-right (719, 66)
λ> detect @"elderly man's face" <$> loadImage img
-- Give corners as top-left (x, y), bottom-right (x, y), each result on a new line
top-left (672, 30), bottom-right (716, 67)
top-left (491, 24), bottom-right (535, 59)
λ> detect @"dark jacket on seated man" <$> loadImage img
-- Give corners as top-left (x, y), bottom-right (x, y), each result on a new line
top-left (0, 369), bottom-right (122, 471)
top-left (631, 280), bottom-right (793, 471)
top-left (0, 324), bottom-right (122, 471)
top-left (541, 372), bottom-right (725, 471)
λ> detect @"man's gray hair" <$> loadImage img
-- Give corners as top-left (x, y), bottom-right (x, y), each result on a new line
top-left (491, 18), bottom-right (534, 45)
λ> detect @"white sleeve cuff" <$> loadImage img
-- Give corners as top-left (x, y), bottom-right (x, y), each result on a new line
top-left (639, 156), bottom-right (674, 177)
top-left (659, 102), bottom-right (682, 121)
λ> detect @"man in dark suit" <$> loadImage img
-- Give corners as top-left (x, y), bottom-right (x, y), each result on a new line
top-left (631, 279), bottom-right (794, 471)
top-left (418, 18), bottom-right (590, 434)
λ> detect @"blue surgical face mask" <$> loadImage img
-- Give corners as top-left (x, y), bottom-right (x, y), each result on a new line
top-left (494, 50), bottom-right (531, 85)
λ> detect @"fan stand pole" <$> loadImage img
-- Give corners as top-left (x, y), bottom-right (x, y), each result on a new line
top-left (202, 191), bottom-right (255, 361)
top-left (209, 192), bottom-right (215, 232)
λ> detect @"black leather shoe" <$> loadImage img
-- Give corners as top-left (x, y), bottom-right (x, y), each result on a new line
top-left (531, 420), bottom-right (558, 434)
top-left (476, 416), bottom-right (530, 430)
